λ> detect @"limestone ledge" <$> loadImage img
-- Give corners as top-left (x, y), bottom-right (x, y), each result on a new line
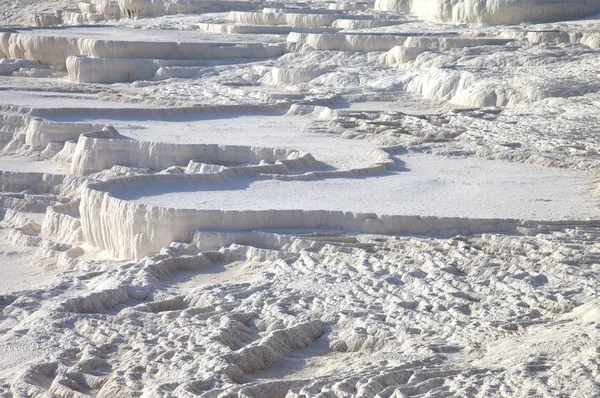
top-left (287, 32), bottom-right (511, 52)
top-left (0, 170), bottom-right (85, 198)
top-left (374, 0), bottom-right (600, 25)
top-left (0, 33), bottom-right (284, 70)
top-left (1, 113), bottom-right (100, 153)
top-left (66, 49), bottom-right (283, 83)
top-left (29, 0), bottom-right (273, 26)
top-left (197, 22), bottom-right (340, 35)
top-left (118, 0), bottom-right (267, 18)
top-left (63, 127), bottom-right (316, 176)
top-left (41, 200), bottom-right (84, 245)
top-left (229, 11), bottom-right (341, 27)
top-left (21, 103), bottom-right (292, 119)
top-left (512, 29), bottom-right (600, 49)
top-left (80, 172), bottom-right (599, 260)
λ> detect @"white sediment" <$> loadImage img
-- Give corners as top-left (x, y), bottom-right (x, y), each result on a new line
top-left (1, 0), bottom-right (600, 396)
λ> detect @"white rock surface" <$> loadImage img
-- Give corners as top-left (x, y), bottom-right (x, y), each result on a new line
top-left (1, 0), bottom-right (600, 396)
top-left (375, 0), bottom-right (600, 24)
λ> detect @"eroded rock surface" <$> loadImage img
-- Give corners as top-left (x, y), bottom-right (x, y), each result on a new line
top-left (1, 0), bottom-right (600, 396)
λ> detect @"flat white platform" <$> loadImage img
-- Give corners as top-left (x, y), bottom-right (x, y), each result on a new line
top-left (112, 153), bottom-right (600, 220)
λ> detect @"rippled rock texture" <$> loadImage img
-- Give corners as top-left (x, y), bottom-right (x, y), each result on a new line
top-left (1, 0), bottom-right (600, 396)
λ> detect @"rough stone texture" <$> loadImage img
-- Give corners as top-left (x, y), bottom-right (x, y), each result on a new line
top-left (1, 0), bottom-right (600, 396)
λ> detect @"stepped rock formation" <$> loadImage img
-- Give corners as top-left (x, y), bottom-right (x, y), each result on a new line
top-left (1, 0), bottom-right (600, 396)
top-left (375, 0), bottom-right (600, 24)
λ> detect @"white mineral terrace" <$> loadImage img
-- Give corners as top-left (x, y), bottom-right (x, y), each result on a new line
top-left (113, 154), bottom-right (599, 219)
top-left (45, 109), bottom-right (381, 169)
top-left (1, 0), bottom-right (600, 396)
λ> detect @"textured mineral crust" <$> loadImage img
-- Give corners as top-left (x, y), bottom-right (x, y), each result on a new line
top-left (1, 0), bottom-right (600, 396)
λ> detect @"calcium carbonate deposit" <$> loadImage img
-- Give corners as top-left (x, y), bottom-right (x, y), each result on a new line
top-left (1, 0), bottom-right (600, 396)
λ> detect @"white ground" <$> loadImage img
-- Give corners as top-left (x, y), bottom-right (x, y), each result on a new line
top-left (0, 235), bottom-right (59, 295)
top-left (1, 0), bottom-right (600, 397)
top-left (0, 89), bottom-right (163, 109)
top-left (0, 154), bottom-right (68, 174)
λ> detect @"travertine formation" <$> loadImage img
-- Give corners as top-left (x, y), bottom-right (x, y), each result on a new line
top-left (375, 0), bottom-right (600, 24)
top-left (1, 0), bottom-right (600, 396)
